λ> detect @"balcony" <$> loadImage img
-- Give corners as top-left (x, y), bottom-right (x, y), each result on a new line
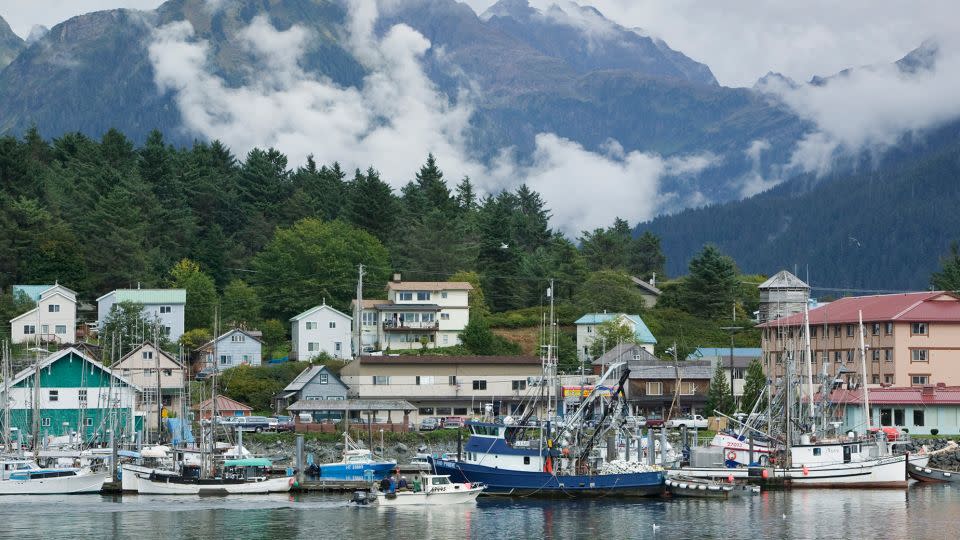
top-left (382, 321), bottom-right (439, 332)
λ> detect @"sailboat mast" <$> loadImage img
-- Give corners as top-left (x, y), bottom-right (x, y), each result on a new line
top-left (858, 310), bottom-right (872, 431)
top-left (803, 304), bottom-right (814, 423)
top-left (548, 279), bottom-right (555, 419)
top-left (2, 341), bottom-right (10, 451)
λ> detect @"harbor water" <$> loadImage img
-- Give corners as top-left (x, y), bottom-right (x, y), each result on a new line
top-left (3, 485), bottom-right (960, 539)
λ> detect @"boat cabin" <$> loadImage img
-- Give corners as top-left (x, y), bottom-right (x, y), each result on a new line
top-left (463, 421), bottom-right (550, 472)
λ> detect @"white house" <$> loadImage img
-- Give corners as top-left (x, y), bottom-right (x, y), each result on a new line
top-left (9, 284), bottom-right (78, 345)
top-left (289, 302), bottom-right (352, 361)
top-left (197, 328), bottom-right (263, 372)
top-left (575, 312), bottom-right (657, 363)
top-left (97, 288), bottom-right (186, 342)
top-left (352, 276), bottom-right (472, 352)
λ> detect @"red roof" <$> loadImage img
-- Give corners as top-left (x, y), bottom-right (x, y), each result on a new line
top-left (194, 395), bottom-right (253, 412)
top-left (759, 291), bottom-right (960, 327)
top-left (824, 385), bottom-right (960, 406)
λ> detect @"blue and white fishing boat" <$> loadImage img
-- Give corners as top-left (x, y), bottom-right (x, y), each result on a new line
top-left (0, 458), bottom-right (108, 494)
top-left (317, 433), bottom-right (396, 481)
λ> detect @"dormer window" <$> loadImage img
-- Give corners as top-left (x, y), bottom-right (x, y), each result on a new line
top-left (231, 334), bottom-right (245, 342)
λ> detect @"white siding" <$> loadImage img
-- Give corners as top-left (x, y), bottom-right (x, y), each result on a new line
top-left (10, 290), bottom-right (76, 345)
top-left (98, 294), bottom-right (185, 342)
top-left (291, 306), bottom-right (353, 360)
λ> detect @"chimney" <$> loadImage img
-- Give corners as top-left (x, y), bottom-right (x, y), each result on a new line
top-left (650, 273), bottom-right (656, 287)
top-left (392, 273), bottom-right (402, 282)
top-left (922, 385), bottom-right (935, 397)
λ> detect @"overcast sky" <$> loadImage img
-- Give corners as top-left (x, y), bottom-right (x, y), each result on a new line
top-left (4, 0), bottom-right (953, 87)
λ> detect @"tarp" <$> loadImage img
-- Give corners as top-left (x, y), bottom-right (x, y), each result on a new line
top-left (224, 458), bottom-right (272, 467)
top-left (166, 418), bottom-right (195, 445)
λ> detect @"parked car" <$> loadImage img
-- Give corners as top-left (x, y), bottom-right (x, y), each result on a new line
top-left (643, 416), bottom-right (665, 428)
top-left (233, 416), bottom-right (272, 432)
top-left (269, 416), bottom-right (295, 432)
top-left (624, 416), bottom-right (646, 429)
top-left (442, 417), bottom-right (464, 429)
top-left (194, 367), bottom-right (216, 381)
top-left (419, 417), bottom-right (440, 431)
top-left (665, 414), bottom-right (709, 429)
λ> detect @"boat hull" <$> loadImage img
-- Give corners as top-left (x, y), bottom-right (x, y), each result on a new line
top-left (318, 461), bottom-right (396, 481)
top-left (675, 454), bottom-right (910, 488)
top-left (133, 473), bottom-right (294, 495)
top-left (376, 486), bottom-right (484, 506)
top-left (907, 463), bottom-right (960, 483)
top-left (0, 470), bottom-right (108, 495)
top-left (431, 459), bottom-right (664, 497)
top-left (665, 477), bottom-right (759, 498)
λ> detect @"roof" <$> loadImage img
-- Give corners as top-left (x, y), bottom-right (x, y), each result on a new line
top-left (688, 347), bottom-right (763, 360)
top-left (195, 395), bottom-right (252, 412)
top-left (200, 328), bottom-right (264, 349)
top-left (9, 347), bottom-right (142, 390)
top-left (283, 365), bottom-right (346, 392)
top-left (352, 299), bottom-right (382, 309)
top-left (377, 303), bottom-right (440, 311)
top-left (386, 281), bottom-right (473, 291)
top-left (593, 343), bottom-right (659, 365)
top-left (97, 289), bottom-right (187, 304)
top-left (758, 270), bottom-right (810, 290)
top-left (574, 313), bottom-right (657, 344)
top-left (825, 385), bottom-right (960, 406)
top-left (287, 399), bottom-right (416, 412)
top-left (357, 355), bottom-right (541, 365)
top-left (758, 291), bottom-right (960, 327)
top-left (13, 285), bottom-right (55, 301)
top-left (629, 276), bottom-right (662, 295)
top-left (628, 362), bottom-right (714, 380)
top-left (114, 341), bottom-right (185, 368)
top-left (290, 303), bottom-right (353, 322)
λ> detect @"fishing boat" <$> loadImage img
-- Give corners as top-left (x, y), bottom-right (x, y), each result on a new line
top-left (131, 458), bottom-right (295, 495)
top-left (317, 433), bottom-right (396, 481)
top-left (665, 475), bottom-right (759, 498)
top-left (0, 458), bottom-right (108, 495)
top-left (351, 475), bottom-right (485, 506)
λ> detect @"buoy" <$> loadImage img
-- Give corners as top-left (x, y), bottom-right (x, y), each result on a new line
top-left (727, 451), bottom-right (737, 461)
top-left (727, 474), bottom-right (734, 483)
top-left (802, 466), bottom-right (809, 476)
top-left (761, 469), bottom-right (769, 479)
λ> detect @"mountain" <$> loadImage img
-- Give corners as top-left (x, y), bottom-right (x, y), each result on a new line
top-left (0, 0), bottom-right (805, 207)
top-left (0, 15), bottom-right (24, 69)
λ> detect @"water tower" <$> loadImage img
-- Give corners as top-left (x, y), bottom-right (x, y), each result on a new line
top-left (758, 270), bottom-right (810, 323)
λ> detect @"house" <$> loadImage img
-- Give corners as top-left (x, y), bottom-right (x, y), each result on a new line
top-left (575, 312), bottom-right (657, 363)
top-left (289, 302), bottom-right (353, 360)
top-left (9, 284), bottom-right (78, 345)
top-left (0, 347), bottom-right (142, 442)
top-left (760, 291), bottom-right (960, 388)
top-left (273, 365), bottom-right (349, 413)
top-left (338, 355), bottom-right (543, 423)
top-left (352, 275), bottom-right (473, 352)
top-left (825, 384), bottom-right (960, 436)
top-left (593, 343), bottom-right (712, 417)
top-left (688, 347), bottom-right (763, 406)
top-left (195, 395), bottom-right (252, 420)
top-left (196, 328), bottom-right (263, 372)
top-left (112, 342), bottom-right (186, 431)
top-left (97, 288), bottom-right (187, 342)
top-left (630, 276), bottom-right (662, 308)
top-left (758, 270), bottom-right (810, 324)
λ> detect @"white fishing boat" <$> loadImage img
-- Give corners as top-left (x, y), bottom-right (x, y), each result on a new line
top-left (0, 459), bottom-right (108, 494)
top-left (351, 475), bottom-right (484, 506)
top-left (131, 458), bottom-right (295, 495)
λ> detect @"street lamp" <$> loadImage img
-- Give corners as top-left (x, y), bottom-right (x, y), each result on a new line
top-left (721, 326), bottom-right (743, 407)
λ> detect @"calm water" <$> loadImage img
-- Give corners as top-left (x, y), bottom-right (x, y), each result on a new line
top-left (1, 485), bottom-right (958, 539)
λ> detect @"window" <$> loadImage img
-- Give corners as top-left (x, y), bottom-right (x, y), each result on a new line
top-left (308, 342), bottom-right (319, 352)
top-left (871, 374), bottom-right (880, 384)
top-left (732, 368), bottom-right (745, 380)
top-left (911, 349), bottom-right (928, 362)
top-left (846, 324), bottom-right (854, 337)
top-left (231, 333), bottom-right (245, 342)
top-left (78, 389), bottom-right (87, 403)
top-left (399, 292), bottom-right (413, 301)
top-left (834, 325), bottom-right (842, 338)
top-left (122, 369), bottom-right (130, 376)
top-left (419, 407), bottom-right (435, 415)
top-left (143, 351), bottom-right (154, 360)
top-left (373, 376), bottom-right (390, 385)
top-left (440, 313), bottom-right (450, 321)
top-left (894, 409), bottom-right (905, 426)
top-left (834, 351), bottom-right (842, 363)
top-left (306, 322), bottom-right (317, 330)
top-left (846, 350), bottom-right (854, 363)
top-left (334, 342), bottom-right (341, 352)
top-left (454, 407), bottom-right (468, 415)
top-left (163, 369), bottom-right (172, 376)
top-left (587, 326), bottom-right (592, 334)
top-left (884, 375), bottom-right (893, 384)
top-left (48, 304), bottom-right (60, 313)
top-left (646, 382), bottom-right (663, 396)
top-left (872, 350), bottom-right (880, 362)
top-left (220, 355), bottom-right (231, 365)
top-left (885, 349), bottom-right (893, 362)
top-left (512, 380), bottom-right (527, 391)
top-left (449, 376), bottom-right (458, 385)
top-left (912, 322), bottom-right (928, 335)
top-left (361, 312), bottom-right (378, 326)
top-left (41, 324), bottom-right (49, 335)
top-left (441, 292), bottom-right (448, 299)
top-left (872, 323), bottom-right (880, 336)
top-left (48, 390), bottom-right (58, 402)
top-left (329, 321), bottom-right (336, 329)
top-left (885, 322), bottom-right (894, 335)
top-left (159, 306), bottom-right (172, 314)
top-left (810, 327), bottom-right (817, 339)
top-left (911, 375), bottom-right (930, 386)
top-left (319, 374), bottom-right (329, 384)
top-left (822, 351), bottom-right (829, 364)
top-left (811, 353), bottom-right (817, 364)
top-left (144, 369), bottom-right (155, 376)
top-left (472, 380), bottom-right (487, 390)
top-left (913, 410), bottom-right (925, 426)
top-left (84, 418), bottom-right (93, 427)
top-left (242, 355), bottom-right (251, 363)
top-left (417, 292), bottom-right (431, 301)
top-left (162, 326), bottom-right (171, 336)
top-left (422, 313), bottom-right (436, 323)
top-left (417, 376), bottom-right (435, 385)
top-left (23, 325), bottom-right (35, 335)
top-left (55, 325), bottom-right (66, 334)
top-left (680, 382), bottom-right (696, 395)
top-left (41, 418), bottom-right (51, 427)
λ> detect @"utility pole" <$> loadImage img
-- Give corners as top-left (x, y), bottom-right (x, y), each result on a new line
top-left (355, 264), bottom-right (364, 360)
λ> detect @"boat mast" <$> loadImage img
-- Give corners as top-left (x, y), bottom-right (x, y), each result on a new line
top-left (857, 310), bottom-right (871, 432)
top-left (803, 303), bottom-right (814, 427)
top-left (2, 340), bottom-right (10, 451)
top-left (548, 279), bottom-right (556, 419)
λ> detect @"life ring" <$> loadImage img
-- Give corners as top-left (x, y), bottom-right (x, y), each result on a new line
top-left (727, 451), bottom-right (737, 461)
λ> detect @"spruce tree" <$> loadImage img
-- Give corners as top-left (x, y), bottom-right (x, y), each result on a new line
top-left (704, 363), bottom-right (735, 416)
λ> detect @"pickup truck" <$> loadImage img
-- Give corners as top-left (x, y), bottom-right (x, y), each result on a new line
top-left (665, 415), bottom-right (709, 429)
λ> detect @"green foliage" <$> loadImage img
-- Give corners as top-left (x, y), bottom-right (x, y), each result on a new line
top-left (179, 328), bottom-right (212, 351)
top-left (741, 358), bottom-right (767, 411)
top-left (579, 220), bottom-right (666, 281)
top-left (260, 319), bottom-right (286, 350)
top-left (486, 303), bottom-right (580, 328)
top-left (678, 245), bottom-right (740, 319)
top-left (449, 271), bottom-right (489, 318)
top-left (100, 300), bottom-right (170, 361)
top-left (931, 241), bottom-right (960, 291)
top-left (588, 318), bottom-right (639, 358)
top-left (550, 330), bottom-right (580, 374)
top-left (574, 270), bottom-right (648, 314)
top-left (704, 362), bottom-right (735, 416)
top-left (0, 289), bottom-right (35, 341)
top-left (169, 259), bottom-right (217, 331)
top-left (221, 279), bottom-right (262, 328)
top-left (459, 315), bottom-right (522, 356)
top-left (251, 218), bottom-right (390, 319)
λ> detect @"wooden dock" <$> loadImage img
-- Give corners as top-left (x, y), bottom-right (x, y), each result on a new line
top-left (294, 479), bottom-right (370, 493)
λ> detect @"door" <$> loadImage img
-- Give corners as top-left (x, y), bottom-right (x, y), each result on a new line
top-left (843, 445), bottom-right (852, 463)
top-left (880, 408), bottom-right (892, 426)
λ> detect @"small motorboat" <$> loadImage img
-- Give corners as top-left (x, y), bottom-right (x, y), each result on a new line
top-left (350, 475), bottom-right (484, 506)
top-left (318, 433), bottom-right (396, 481)
top-left (0, 459), bottom-right (108, 495)
top-left (908, 463), bottom-right (960, 484)
top-left (665, 475), bottom-right (759, 499)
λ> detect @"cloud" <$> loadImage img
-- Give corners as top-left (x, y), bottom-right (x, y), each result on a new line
top-left (147, 0), bottom-right (714, 234)
top-left (738, 139), bottom-right (778, 197)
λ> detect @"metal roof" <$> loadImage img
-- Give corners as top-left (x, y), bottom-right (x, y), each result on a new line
top-left (288, 399), bottom-right (416, 412)
top-left (97, 289), bottom-right (187, 304)
top-left (199, 328), bottom-right (264, 349)
top-left (387, 282), bottom-right (473, 291)
top-left (688, 347), bottom-right (762, 360)
top-left (825, 386), bottom-right (960, 406)
top-left (574, 313), bottom-right (657, 344)
top-left (629, 276), bottom-right (662, 295)
top-left (628, 362), bottom-right (714, 380)
top-left (290, 303), bottom-right (353, 322)
top-left (758, 270), bottom-right (810, 290)
top-left (12, 285), bottom-right (55, 301)
top-left (283, 365), bottom-right (346, 392)
top-left (759, 291), bottom-right (960, 327)
top-left (593, 343), bottom-right (659, 365)
top-left (357, 355), bottom-right (541, 365)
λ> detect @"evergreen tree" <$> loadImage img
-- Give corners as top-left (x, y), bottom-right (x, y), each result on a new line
top-left (931, 241), bottom-right (960, 291)
top-left (100, 301), bottom-right (170, 361)
top-left (169, 259), bottom-right (217, 331)
top-left (679, 244), bottom-right (740, 319)
top-left (476, 193), bottom-right (526, 311)
top-left (704, 363), bottom-right (735, 416)
top-left (221, 279), bottom-right (262, 328)
top-left (628, 231), bottom-right (666, 281)
top-left (574, 270), bottom-right (648, 314)
top-left (459, 315), bottom-right (495, 355)
top-left (455, 176), bottom-right (477, 213)
top-left (741, 358), bottom-right (767, 411)
top-left (344, 168), bottom-right (399, 244)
